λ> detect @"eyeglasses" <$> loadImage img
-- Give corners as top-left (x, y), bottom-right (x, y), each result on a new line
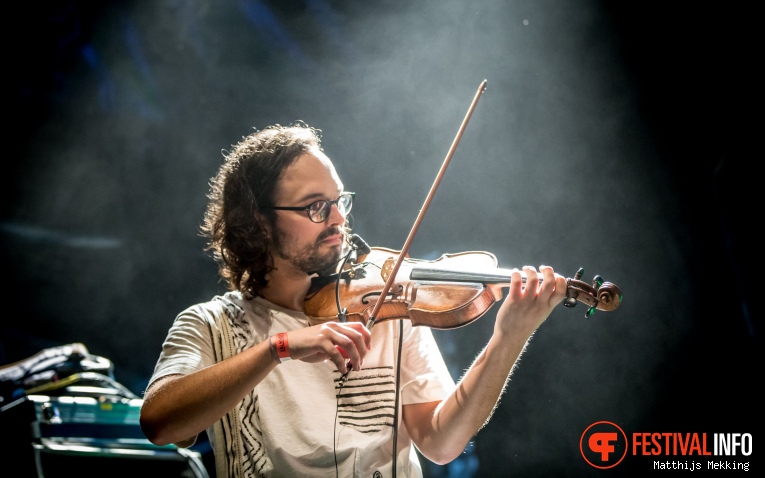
top-left (271, 192), bottom-right (355, 223)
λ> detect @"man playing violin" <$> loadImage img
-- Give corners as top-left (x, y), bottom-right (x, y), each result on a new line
top-left (139, 122), bottom-right (568, 478)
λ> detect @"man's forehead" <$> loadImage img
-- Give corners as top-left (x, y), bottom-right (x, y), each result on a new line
top-left (274, 150), bottom-right (343, 202)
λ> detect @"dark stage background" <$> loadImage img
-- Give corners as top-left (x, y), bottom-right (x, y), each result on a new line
top-left (2, 1), bottom-right (758, 476)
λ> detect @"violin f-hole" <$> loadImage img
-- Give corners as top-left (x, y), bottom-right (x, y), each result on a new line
top-left (361, 284), bottom-right (405, 304)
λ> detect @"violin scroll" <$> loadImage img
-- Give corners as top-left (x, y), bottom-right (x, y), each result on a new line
top-left (563, 267), bottom-right (623, 318)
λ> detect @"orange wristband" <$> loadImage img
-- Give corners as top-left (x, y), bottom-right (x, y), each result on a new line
top-left (272, 333), bottom-right (291, 362)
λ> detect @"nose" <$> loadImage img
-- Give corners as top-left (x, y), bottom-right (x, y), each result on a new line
top-left (327, 201), bottom-right (347, 224)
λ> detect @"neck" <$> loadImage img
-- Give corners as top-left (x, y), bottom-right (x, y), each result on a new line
top-left (260, 259), bottom-right (313, 312)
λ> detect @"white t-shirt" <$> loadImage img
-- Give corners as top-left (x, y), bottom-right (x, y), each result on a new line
top-left (148, 292), bottom-right (456, 478)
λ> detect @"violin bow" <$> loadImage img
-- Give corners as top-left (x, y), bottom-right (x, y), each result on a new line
top-left (365, 80), bottom-right (488, 330)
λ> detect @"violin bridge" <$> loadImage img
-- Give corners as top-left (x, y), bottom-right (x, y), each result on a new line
top-left (381, 257), bottom-right (395, 282)
top-left (379, 256), bottom-right (405, 299)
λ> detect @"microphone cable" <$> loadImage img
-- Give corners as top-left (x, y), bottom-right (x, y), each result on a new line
top-left (331, 234), bottom-right (403, 476)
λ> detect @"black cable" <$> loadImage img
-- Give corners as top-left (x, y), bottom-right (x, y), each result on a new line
top-left (332, 235), bottom-right (405, 476)
top-left (334, 383), bottom-right (342, 477)
top-left (334, 236), bottom-right (357, 477)
top-left (391, 319), bottom-right (404, 478)
top-left (335, 245), bottom-right (354, 321)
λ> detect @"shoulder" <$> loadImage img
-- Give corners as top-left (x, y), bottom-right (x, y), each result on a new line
top-left (178, 291), bottom-right (246, 322)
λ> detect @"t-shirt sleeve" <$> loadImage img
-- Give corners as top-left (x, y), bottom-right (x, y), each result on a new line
top-left (400, 324), bottom-right (456, 405)
top-left (146, 303), bottom-right (219, 390)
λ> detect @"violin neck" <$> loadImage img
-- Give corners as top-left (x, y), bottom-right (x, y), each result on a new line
top-left (410, 261), bottom-right (623, 315)
top-left (409, 265), bottom-right (524, 286)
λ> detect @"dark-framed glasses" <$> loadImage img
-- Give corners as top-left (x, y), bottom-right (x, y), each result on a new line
top-left (272, 192), bottom-right (355, 223)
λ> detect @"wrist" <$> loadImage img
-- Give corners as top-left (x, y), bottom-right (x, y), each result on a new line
top-left (269, 332), bottom-right (291, 363)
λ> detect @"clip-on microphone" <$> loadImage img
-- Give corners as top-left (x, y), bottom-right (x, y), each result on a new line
top-left (348, 233), bottom-right (371, 262)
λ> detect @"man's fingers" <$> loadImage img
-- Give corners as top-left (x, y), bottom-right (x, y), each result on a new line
top-left (323, 323), bottom-right (370, 372)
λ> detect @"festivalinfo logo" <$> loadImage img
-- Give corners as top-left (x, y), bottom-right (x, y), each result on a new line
top-left (580, 421), bottom-right (752, 471)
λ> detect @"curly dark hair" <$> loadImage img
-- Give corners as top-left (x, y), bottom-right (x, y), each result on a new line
top-left (202, 122), bottom-right (323, 296)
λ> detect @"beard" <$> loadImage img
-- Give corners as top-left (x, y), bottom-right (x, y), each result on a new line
top-left (273, 227), bottom-right (345, 275)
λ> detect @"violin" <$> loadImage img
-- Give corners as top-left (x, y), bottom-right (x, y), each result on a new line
top-left (304, 246), bottom-right (622, 328)
top-left (305, 79), bottom-right (622, 331)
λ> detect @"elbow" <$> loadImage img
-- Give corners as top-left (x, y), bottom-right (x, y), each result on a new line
top-left (140, 419), bottom-right (195, 448)
top-left (139, 412), bottom-right (172, 446)
top-left (139, 406), bottom-right (192, 447)
top-left (139, 376), bottom-right (195, 447)
top-left (417, 444), bottom-right (465, 466)
top-left (423, 453), bottom-right (461, 467)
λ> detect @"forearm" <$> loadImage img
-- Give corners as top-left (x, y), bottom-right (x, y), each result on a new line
top-left (411, 265), bottom-right (565, 463)
top-left (140, 339), bottom-right (277, 446)
top-left (410, 329), bottom-right (533, 464)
